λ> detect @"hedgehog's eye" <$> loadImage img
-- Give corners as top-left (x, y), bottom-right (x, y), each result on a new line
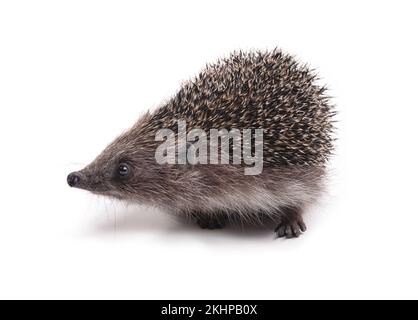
top-left (117, 163), bottom-right (130, 177)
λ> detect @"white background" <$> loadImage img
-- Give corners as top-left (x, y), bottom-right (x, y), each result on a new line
top-left (0, 0), bottom-right (417, 299)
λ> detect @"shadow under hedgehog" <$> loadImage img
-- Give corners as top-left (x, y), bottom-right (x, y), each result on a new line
top-left (67, 49), bottom-right (335, 239)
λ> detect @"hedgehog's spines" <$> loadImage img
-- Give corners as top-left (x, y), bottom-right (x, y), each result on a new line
top-left (148, 49), bottom-right (335, 167)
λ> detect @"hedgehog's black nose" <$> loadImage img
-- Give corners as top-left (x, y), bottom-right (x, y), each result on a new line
top-left (67, 172), bottom-right (81, 187)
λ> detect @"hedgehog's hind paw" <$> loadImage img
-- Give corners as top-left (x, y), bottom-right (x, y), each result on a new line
top-left (275, 214), bottom-right (307, 239)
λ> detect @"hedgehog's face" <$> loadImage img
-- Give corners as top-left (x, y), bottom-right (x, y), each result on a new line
top-left (67, 133), bottom-right (160, 201)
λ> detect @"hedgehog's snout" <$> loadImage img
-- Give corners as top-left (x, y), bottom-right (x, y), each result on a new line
top-left (67, 172), bottom-right (82, 188)
top-left (67, 170), bottom-right (107, 192)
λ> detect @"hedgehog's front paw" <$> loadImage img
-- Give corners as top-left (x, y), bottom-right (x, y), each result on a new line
top-left (275, 218), bottom-right (307, 239)
top-left (196, 217), bottom-right (226, 230)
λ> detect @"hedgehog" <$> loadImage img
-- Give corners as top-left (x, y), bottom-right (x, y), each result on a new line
top-left (67, 49), bottom-right (335, 238)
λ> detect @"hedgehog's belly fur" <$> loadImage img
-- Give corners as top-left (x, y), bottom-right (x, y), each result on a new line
top-left (201, 182), bottom-right (317, 214)
top-left (164, 166), bottom-right (325, 224)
